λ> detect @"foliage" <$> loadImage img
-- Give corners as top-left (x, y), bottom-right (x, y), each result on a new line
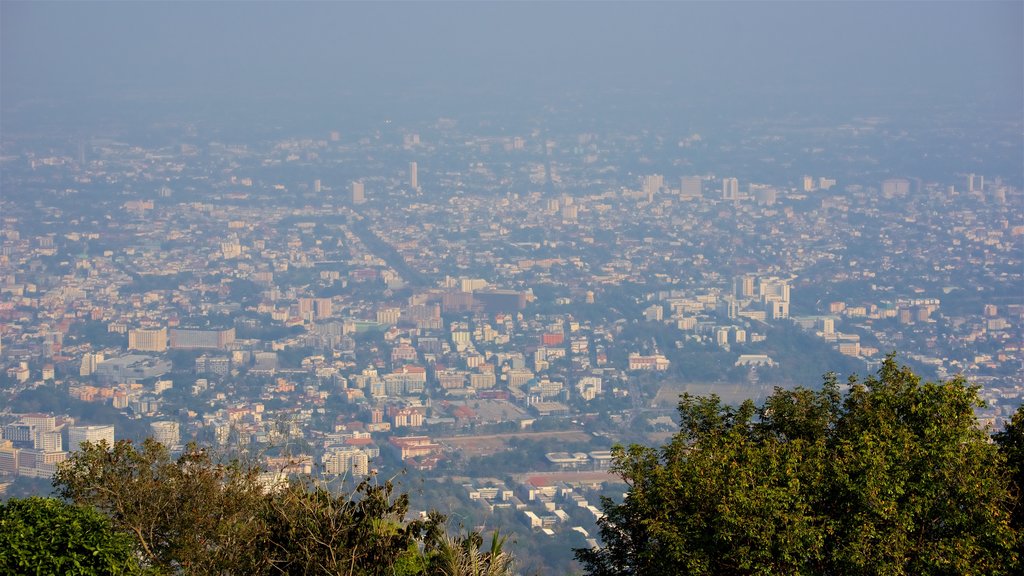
top-left (0, 496), bottom-right (144, 575)
top-left (576, 355), bottom-right (1019, 575)
top-left (53, 439), bottom-right (505, 575)
top-left (429, 530), bottom-right (515, 576)
top-left (54, 439), bottom-right (270, 575)
top-left (995, 404), bottom-right (1024, 530)
top-left (262, 476), bottom-right (441, 576)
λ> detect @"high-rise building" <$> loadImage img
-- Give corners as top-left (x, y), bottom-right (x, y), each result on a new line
top-left (35, 430), bottom-right (62, 452)
top-left (881, 178), bottom-right (910, 198)
top-left (642, 174), bottom-right (663, 200)
top-left (680, 176), bottom-right (703, 198)
top-left (150, 421), bottom-right (180, 448)
top-left (80, 352), bottom-right (104, 376)
top-left (128, 327), bottom-right (168, 352)
top-left (409, 162), bottom-right (418, 189)
top-left (314, 179), bottom-right (322, 193)
top-left (67, 425), bottom-right (116, 451)
top-left (314, 298), bottom-right (333, 319)
top-left (0, 440), bottom-right (19, 475)
top-left (759, 277), bottom-right (791, 304)
top-left (968, 173), bottom-right (984, 194)
top-left (818, 318), bottom-right (835, 337)
top-left (321, 447), bottom-right (369, 476)
top-left (352, 180), bottom-right (365, 204)
top-left (19, 414), bottom-right (57, 433)
top-left (169, 327), bottom-right (235, 350)
top-left (722, 177), bottom-right (739, 200)
top-left (733, 274), bottom-right (757, 297)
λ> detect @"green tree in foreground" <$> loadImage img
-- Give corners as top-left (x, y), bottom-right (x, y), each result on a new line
top-left (262, 477), bottom-right (439, 576)
top-left (54, 438), bottom-right (267, 575)
top-left (52, 438), bottom-right (513, 575)
top-left (0, 496), bottom-right (143, 575)
top-left (995, 404), bottom-right (1024, 529)
top-left (430, 530), bottom-right (515, 576)
top-left (576, 355), bottom-right (1019, 575)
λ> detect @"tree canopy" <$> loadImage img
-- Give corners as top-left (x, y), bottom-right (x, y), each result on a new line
top-left (576, 355), bottom-right (1019, 575)
top-left (0, 496), bottom-right (143, 575)
top-left (51, 438), bottom-right (514, 576)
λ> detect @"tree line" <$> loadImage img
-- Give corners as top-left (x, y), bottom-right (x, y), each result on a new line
top-left (576, 354), bottom-right (1022, 575)
top-left (2, 439), bottom-right (512, 576)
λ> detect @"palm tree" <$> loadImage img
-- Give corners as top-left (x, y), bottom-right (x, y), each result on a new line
top-left (431, 530), bottom-right (514, 576)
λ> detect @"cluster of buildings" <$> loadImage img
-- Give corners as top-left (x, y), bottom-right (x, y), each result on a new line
top-left (0, 414), bottom-right (113, 479)
top-left (0, 115), bottom-right (1020, 522)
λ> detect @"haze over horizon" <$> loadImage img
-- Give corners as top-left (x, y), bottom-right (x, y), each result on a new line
top-left (3, 1), bottom-right (1021, 122)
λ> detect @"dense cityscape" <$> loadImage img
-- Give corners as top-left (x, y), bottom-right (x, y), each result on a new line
top-left (2, 2), bottom-right (1021, 573)
top-left (1, 98), bottom-right (1021, 571)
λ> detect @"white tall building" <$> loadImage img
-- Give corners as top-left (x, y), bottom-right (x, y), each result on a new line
top-left (128, 327), bottom-right (168, 352)
top-left (642, 174), bottom-right (663, 199)
top-left (409, 161), bottom-right (418, 189)
top-left (68, 425), bottom-right (115, 451)
top-left (968, 173), bottom-right (984, 194)
top-left (760, 277), bottom-right (791, 319)
top-left (35, 430), bottom-right (62, 452)
top-left (352, 180), bottom-right (365, 204)
top-left (150, 421), bottom-right (180, 447)
top-left (322, 447), bottom-right (370, 476)
top-left (722, 177), bottom-right (739, 200)
top-left (80, 352), bottom-right (104, 376)
top-left (759, 277), bottom-right (791, 304)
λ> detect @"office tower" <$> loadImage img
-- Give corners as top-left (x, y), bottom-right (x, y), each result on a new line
top-left (314, 179), bottom-right (322, 193)
top-left (80, 352), bottom-right (104, 376)
top-left (734, 274), bottom-right (756, 299)
top-left (642, 174), bottom-right (664, 200)
top-left (314, 298), bottom-right (333, 319)
top-left (298, 298), bottom-right (315, 322)
top-left (968, 173), bottom-right (984, 194)
top-left (818, 317), bottom-right (835, 337)
top-left (722, 177), bottom-right (739, 200)
top-left (68, 425), bottom-right (115, 450)
top-left (760, 276), bottom-right (791, 319)
top-left (803, 175), bottom-right (815, 192)
top-left (129, 327), bottom-right (168, 352)
top-left (680, 176), bottom-right (703, 198)
top-left (759, 277), bottom-right (790, 304)
top-left (409, 162), bottom-right (418, 189)
top-left (169, 327), bottom-right (235, 350)
top-left (352, 180), bottom-right (365, 204)
top-left (881, 179), bottom-right (910, 199)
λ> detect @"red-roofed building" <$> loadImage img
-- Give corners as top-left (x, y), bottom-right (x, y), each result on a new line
top-left (388, 435), bottom-right (442, 461)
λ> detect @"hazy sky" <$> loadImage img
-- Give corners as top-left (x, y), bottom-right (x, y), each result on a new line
top-left (2, 1), bottom-right (1022, 118)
